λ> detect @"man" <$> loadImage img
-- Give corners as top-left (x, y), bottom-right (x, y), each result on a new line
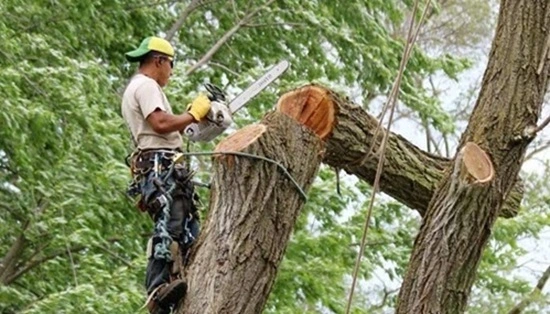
top-left (121, 36), bottom-right (211, 314)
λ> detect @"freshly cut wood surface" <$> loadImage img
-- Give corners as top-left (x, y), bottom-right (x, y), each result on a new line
top-left (215, 124), bottom-right (266, 152)
top-left (461, 142), bottom-right (494, 183)
top-left (277, 85), bottom-right (336, 139)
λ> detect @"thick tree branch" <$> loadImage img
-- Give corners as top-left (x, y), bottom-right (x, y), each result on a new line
top-left (3, 237), bottom-right (126, 285)
top-left (181, 111), bottom-right (325, 313)
top-left (4, 244), bottom-right (82, 285)
top-left (278, 84), bottom-right (522, 218)
top-left (0, 220), bottom-right (29, 284)
top-left (1, 200), bottom-right (48, 284)
top-left (397, 1), bottom-right (550, 312)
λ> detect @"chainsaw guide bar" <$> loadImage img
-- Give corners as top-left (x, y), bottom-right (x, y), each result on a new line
top-left (184, 60), bottom-right (290, 142)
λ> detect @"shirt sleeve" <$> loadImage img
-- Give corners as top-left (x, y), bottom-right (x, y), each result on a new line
top-left (134, 80), bottom-right (167, 119)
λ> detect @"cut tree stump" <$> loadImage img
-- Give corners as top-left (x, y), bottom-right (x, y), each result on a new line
top-left (180, 111), bottom-right (328, 314)
top-left (277, 84), bottom-right (522, 218)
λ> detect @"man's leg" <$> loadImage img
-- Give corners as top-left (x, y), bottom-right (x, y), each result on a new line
top-left (169, 193), bottom-right (199, 266)
top-left (145, 236), bottom-right (171, 294)
top-left (143, 161), bottom-right (199, 312)
top-left (144, 236), bottom-right (186, 313)
top-left (143, 177), bottom-right (188, 312)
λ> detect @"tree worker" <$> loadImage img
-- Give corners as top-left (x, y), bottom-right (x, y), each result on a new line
top-left (121, 36), bottom-right (211, 314)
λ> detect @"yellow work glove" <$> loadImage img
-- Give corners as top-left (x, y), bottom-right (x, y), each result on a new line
top-left (187, 94), bottom-right (211, 121)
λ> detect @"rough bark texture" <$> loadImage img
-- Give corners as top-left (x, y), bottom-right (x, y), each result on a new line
top-left (277, 84), bottom-right (523, 218)
top-left (179, 112), bottom-right (324, 314)
top-left (396, 1), bottom-right (550, 313)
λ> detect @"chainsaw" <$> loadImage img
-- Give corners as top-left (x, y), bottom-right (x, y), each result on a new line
top-left (184, 60), bottom-right (290, 142)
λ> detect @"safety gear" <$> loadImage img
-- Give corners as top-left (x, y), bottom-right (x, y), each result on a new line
top-left (145, 279), bottom-right (187, 314)
top-left (126, 36), bottom-right (175, 62)
top-left (186, 94), bottom-right (212, 121)
top-left (127, 149), bottom-right (200, 310)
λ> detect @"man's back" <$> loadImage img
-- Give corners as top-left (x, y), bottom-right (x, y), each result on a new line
top-left (121, 74), bottom-right (182, 150)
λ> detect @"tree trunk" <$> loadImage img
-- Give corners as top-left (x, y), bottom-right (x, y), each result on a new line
top-left (176, 2), bottom-right (549, 310)
top-left (179, 111), bottom-right (327, 314)
top-left (396, 1), bottom-right (550, 313)
top-left (276, 84), bottom-right (523, 218)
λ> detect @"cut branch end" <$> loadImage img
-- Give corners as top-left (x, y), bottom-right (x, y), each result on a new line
top-left (460, 142), bottom-right (494, 184)
top-left (276, 85), bottom-right (336, 139)
top-left (215, 124), bottom-right (266, 155)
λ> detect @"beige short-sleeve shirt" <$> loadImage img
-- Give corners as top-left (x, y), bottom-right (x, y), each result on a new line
top-left (121, 74), bottom-right (183, 150)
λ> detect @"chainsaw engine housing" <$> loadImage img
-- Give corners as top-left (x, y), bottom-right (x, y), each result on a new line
top-left (184, 100), bottom-right (233, 142)
top-left (184, 84), bottom-right (233, 142)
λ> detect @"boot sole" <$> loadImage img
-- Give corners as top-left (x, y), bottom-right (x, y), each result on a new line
top-left (155, 281), bottom-right (187, 313)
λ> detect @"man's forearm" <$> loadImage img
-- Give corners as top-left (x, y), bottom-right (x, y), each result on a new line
top-left (147, 110), bottom-right (196, 134)
top-left (163, 113), bottom-right (195, 133)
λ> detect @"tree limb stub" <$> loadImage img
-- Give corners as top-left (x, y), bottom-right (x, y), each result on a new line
top-left (459, 142), bottom-right (494, 184)
top-left (276, 84), bottom-right (521, 218)
top-left (180, 112), bottom-right (326, 314)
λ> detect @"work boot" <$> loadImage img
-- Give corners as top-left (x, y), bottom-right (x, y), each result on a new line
top-left (146, 279), bottom-right (187, 314)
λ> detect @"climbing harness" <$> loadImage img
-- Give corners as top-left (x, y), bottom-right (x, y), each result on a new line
top-left (127, 150), bottom-right (198, 263)
top-left (127, 147), bottom-right (306, 261)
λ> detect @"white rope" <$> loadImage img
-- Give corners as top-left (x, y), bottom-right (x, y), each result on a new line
top-left (344, 1), bottom-right (433, 312)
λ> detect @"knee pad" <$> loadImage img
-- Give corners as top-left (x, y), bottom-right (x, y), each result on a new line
top-left (170, 241), bottom-right (179, 260)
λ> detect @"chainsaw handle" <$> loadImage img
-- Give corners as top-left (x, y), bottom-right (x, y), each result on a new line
top-left (205, 83), bottom-right (226, 102)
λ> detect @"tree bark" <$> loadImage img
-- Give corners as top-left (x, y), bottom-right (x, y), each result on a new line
top-left (396, 1), bottom-right (550, 313)
top-left (175, 2), bottom-right (550, 310)
top-left (276, 84), bottom-right (523, 218)
top-left (0, 221), bottom-right (29, 285)
top-left (179, 111), bottom-right (326, 314)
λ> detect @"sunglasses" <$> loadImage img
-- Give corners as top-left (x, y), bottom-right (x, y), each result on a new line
top-left (154, 55), bottom-right (174, 68)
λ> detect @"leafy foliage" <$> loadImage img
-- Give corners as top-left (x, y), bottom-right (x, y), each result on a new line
top-left (0, 0), bottom-right (547, 313)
